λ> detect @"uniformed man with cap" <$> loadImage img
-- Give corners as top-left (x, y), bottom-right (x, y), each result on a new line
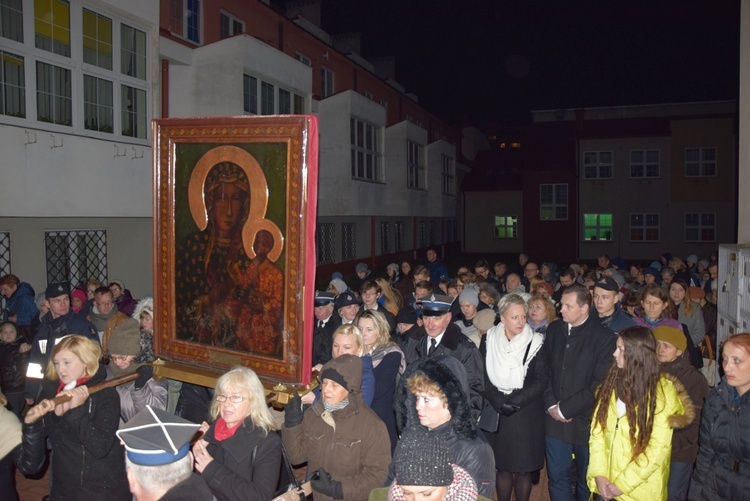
top-left (312, 290), bottom-right (341, 366)
top-left (400, 293), bottom-right (484, 417)
top-left (118, 405), bottom-right (213, 500)
top-left (24, 282), bottom-right (97, 404)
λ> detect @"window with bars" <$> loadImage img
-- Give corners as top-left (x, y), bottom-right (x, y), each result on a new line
top-left (494, 216), bottom-right (518, 238)
top-left (630, 213), bottom-right (660, 242)
top-left (685, 213), bottom-right (716, 242)
top-left (583, 151), bottom-right (613, 179)
top-left (316, 223), bottom-right (335, 265)
top-left (685, 147), bottom-right (717, 177)
top-left (394, 221), bottom-right (403, 252)
top-left (407, 141), bottom-right (425, 190)
top-left (540, 184), bottom-right (568, 220)
top-left (45, 230), bottom-right (107, 287)
top-left (583, 213), bottom-right (613, 241)
top-left (380, 222), bottom-right (390, 254)
top-left (418, 221), bottom-right (436, 248)
top-left (630, 149), bottom-right (660, 178)
top-left (342, 223), bottom-right (356, 261)
top-left (0, 0), bottom-right (24, 42)
top-left (0, 231), bottom-right (10, 276)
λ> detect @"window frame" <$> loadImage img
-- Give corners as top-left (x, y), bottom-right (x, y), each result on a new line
top-left (44, 229), bottom-right (108, 286)
top-left (316, 222), bottom-right (335, 265)
top-left (539, 183), bottom-right (568, 221)
top-left (494, 215), bottom-right (518, 239)
top-left (441, 154), bottom-right (455, 196)
top-left (219, 10), bottom-right (244, 40)
top-left (684, 212), bottom-right (716, 242)
top-left (0, 49), bottom-right (25, 118)
top-left (630, 149), bottom-right (660, 178)
top-left (169, 0), bottom-right (201, 45)
top-left (629, 213), bottom-right (660, 242)
top-left (685, 147), bottom-right (717, 177)
top-left (582, 150), bottom-right (613, 179)
top-left (341, 222), bottom-right (356, 261)
top-left (0, 0), bottom-right (24, 43)
top-left (407, 141), bottom-right (426, 190)
top-left (350, 117), bottom-right (383, 182)
top-left (321, 66), bottom-right (334, 98)
top-left (583, 213), bottom-right (613, 241)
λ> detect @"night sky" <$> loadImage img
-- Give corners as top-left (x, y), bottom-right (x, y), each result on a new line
top-left (316, 0), bottom-right (741, 125)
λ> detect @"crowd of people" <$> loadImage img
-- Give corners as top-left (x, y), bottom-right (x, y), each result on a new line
top-left (0, 247), bottom-right (747, 501)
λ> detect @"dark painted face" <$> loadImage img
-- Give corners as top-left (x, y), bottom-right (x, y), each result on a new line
top-left (211, 183), bottom-right (247, 238)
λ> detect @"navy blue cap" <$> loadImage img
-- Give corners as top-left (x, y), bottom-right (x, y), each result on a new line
top-left (314, 290), bottom-right (337, 307)
top-left (335, 291), bottom-right (361, 309)
top-left (117, 406), bottom-right (200, 466)
top-left (418, 293), bottom-right (454, 317)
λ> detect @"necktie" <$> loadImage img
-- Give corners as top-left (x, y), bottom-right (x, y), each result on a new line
top-left (317, 320), bottom-right (324, 329)
top-left (428, 338), bottom-right (437, 357)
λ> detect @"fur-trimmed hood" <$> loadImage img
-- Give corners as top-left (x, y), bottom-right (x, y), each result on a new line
top-left (394, 356), bottom-right (477, 439)
top-left (131, 295), bottom-right (153, 323)
top-left (662, 372), bottom-right (695, 430)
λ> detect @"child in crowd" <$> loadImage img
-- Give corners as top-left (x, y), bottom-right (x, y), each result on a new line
top-left (0, 322), bottom-right (31, 418)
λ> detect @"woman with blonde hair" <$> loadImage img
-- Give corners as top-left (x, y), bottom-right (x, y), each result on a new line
top-left (668, 279), bottom-right (705, 347)
top-left (527, 294), bottom-right (557, 336)
top-left (357, 309), bottom-right (405, 453)
top-left (375, 277), bottom-right (403, 316)
top-left (23, 335), bottom-right (130, 500)
top-left (192, 366), bottom-right (281, 501)
top-left (587, 326), bottom-right (690, 501)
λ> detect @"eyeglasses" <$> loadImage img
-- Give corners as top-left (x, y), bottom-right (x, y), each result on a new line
top-left (216, 395), bottom-right (247, 403)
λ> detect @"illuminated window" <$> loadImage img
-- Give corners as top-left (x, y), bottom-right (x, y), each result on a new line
top-left (583, 214), bottom-right (612, 241)
top-left (494, 216), bottom-right (518, 238)
top-left (82, 9), bottom-right (112, 70)
top-left (35, 0), bottom-right (70, 57)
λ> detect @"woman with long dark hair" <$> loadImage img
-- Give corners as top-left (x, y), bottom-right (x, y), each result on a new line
top-left (587, 326), bottom-right (691, 501)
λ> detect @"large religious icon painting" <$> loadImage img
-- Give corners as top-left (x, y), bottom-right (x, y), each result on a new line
top-left (153, 116), bottom-right (318, 385)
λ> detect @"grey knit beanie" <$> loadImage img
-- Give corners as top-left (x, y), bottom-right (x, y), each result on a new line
top-left (394, 427), bottom-right (453, 487)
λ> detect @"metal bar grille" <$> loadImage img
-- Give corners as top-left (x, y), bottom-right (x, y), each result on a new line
top-left (0, 232), bottom-right (10, 276)
top-left (342, 223), bottom-right (356, 261)
top-left (45, 230), bottom-right (107, 287)
top-left (316, 223), bottom-right (335, 265)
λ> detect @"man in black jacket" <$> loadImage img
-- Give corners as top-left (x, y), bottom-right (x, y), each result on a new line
top-left (543, 284), bottom-right (615, 501)
top-left (401, 294), bottom-right (484, 417)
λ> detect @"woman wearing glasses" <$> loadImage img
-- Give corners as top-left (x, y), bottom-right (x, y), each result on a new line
top-left (192, 366), bottom-right (281, 501)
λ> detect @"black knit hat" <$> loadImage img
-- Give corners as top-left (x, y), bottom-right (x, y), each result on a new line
top-left (394, 426), bottom-right (453, 487)
top-left (320, 367), bottom-right (349, 392)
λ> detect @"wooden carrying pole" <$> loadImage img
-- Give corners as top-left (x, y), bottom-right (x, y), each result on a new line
top-left (25, 372), bottom-right (139, 424)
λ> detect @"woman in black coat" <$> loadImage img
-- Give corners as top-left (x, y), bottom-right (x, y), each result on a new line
top-left (192, 366), bottom-right (281, 501)
top-left (480, 294), bottom-right (549, 501)
top-left (23, 335), bottom-right (130, 501)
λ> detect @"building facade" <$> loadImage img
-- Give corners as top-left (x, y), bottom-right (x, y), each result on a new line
top-left (0, 0), bottom-right (467, 295)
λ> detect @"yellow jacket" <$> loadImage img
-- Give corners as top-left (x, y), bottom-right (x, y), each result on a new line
top-left (587, 374), bottom-right (693, 501)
